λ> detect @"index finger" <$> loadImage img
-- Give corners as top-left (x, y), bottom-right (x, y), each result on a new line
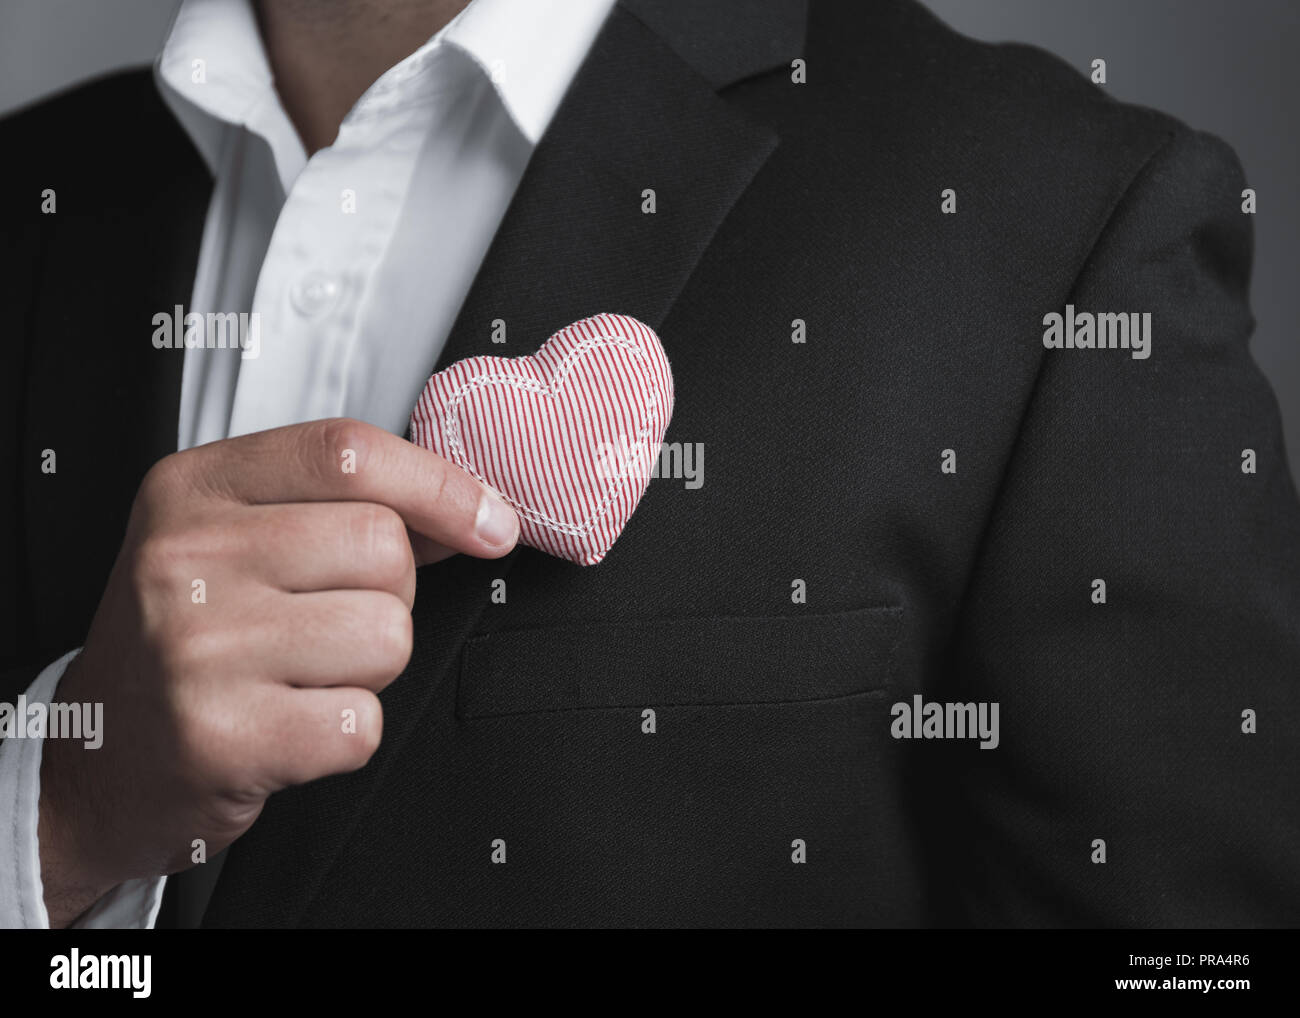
top-left (187, 418), bottom-right (519, 558)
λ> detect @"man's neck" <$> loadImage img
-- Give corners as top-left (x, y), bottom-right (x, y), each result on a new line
top-left (255, 0), bottom-right (472, 155)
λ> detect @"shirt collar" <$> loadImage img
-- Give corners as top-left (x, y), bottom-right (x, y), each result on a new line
top-left (441, 0), bottom-right (614, 145)
top-left (155, 0), bottom-right (615, 187)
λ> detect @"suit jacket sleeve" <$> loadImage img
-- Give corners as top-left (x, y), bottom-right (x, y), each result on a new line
top-left (948, 124), bottom-right (1300, 927)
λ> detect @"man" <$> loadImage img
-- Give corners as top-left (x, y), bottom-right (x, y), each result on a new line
top-left (1, 0), bottom-right (1297, 928)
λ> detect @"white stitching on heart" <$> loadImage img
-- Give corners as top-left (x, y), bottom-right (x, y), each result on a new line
top-left (441, 333), bottom-right (661, 538)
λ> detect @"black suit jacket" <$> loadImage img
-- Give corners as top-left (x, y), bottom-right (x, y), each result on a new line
top-left (3, 0), bottom-right (1298, 927)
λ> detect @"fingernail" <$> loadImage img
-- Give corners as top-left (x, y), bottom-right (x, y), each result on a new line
top-left (475, 490), bottom-right (518, 548)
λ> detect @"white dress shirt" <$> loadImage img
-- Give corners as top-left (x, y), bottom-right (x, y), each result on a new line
top-left (0, 0), bottom-right (615, 929)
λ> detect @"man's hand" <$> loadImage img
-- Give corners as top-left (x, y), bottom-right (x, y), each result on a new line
top-left (36, 418), bottom-right (518, 927)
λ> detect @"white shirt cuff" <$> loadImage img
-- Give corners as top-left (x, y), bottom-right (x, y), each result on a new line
top-left (0, 649), bottom-right (167, 929)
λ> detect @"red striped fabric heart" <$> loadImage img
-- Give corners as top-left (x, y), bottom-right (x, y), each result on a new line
top-left (409, 313), bottom-right (674, 565)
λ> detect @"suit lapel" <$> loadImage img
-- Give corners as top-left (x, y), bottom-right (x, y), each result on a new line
top-left (199, 0), bottom-right (806, 926)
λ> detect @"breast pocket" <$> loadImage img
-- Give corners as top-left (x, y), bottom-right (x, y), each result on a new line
top-left (456, 605), bottom-right (903, 720)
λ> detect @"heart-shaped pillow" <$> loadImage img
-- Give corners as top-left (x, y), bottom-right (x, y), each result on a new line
top-left (409, 313), bottom-right (674, 565)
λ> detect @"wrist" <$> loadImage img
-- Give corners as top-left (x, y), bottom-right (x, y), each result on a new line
top-left (36, 674), bottom-right (118, 928)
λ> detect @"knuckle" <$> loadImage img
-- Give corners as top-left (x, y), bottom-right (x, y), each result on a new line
top-left (131, 531), bottom-right (190, 591)
top-left (424, 454), bottom-right (449, 508)
top-left (357, 507), bottom-right (412, 589)
top-left (138, 452), bottom-right (184, 502)
top-left (375, 599), bottom-right (414, 674)
top-left (131, 526), bottom-right (230, 604)
top-left (344, 694), bottom-right (384, 764)
top-left (315, 417), bottom-right (376, 482)
top-left (154, 622), bottom-right (220, 679)
top-left (130, 454), bottom-right (189, 533)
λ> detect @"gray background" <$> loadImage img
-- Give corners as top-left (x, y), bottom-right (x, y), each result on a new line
top-left (3, 0), bottom-right (1297, 478)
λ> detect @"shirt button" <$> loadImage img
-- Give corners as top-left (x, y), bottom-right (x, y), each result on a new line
top-left (290, 271), bottom-right (340, 317)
